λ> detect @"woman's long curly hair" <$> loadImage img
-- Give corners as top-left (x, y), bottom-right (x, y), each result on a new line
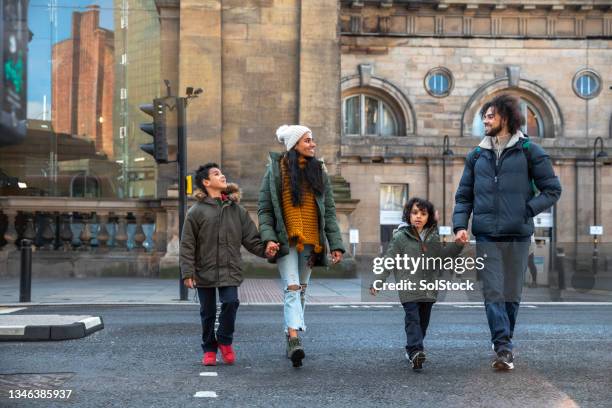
top-left (283, 149), bottom-right (325, 206)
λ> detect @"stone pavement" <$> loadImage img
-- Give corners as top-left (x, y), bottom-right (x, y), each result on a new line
top-left (0, 277), bottom-right (610, 306)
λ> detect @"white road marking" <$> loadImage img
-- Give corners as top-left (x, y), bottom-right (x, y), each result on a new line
top-left (0, 326), bottom-right (26, 335)
top-left (80, 317), bottom-right (102, 329)
top-left (331, 305), bottom-right (394, 309)
top-left (452, 305), bottom-right (537, 309)
top-left (194, 391), bottom-right (218, 398)
top-left (0, 307), bottom-right (26, 314)
top-left (199, 372), bottom-right (218, 377)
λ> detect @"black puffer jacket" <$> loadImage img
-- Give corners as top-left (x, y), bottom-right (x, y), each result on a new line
top-left (453, 133), bottom-right (562, 237)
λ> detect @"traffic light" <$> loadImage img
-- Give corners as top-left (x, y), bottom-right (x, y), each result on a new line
top-left (139, 96), bottom-right (178, 163)
top-left (0, 0), bottom-right (29, 147)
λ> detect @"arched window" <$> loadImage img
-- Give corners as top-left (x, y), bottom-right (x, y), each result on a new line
top-left (70, 173), bottom-right (100, 198)
top-left (471, 98), bottom-right (544, 138)
top-left (343, 94), bottom-right (400, 137)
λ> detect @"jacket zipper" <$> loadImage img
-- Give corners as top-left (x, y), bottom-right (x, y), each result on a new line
top-left (216, 202), bottom-right (227, 284)
top-left (493, 145), bottom-right (519, 234)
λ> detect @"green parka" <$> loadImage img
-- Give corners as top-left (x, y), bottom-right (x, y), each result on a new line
top-left (180, 183), bottom-right (266, 287)
top-left (374, 224), bottom-right (463, 303)
top-left (257, 152), bottom-right (345, 266)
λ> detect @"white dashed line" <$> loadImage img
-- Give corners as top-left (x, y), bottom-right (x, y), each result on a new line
top-left (331, 305), bottom-right (394, 309)
top-left (0, 307), bottom-right (26, 314)
top-left (194, 391), bottom-right (218, 398)
top-left (452, 305), bottom-right (537, 309)
top-left (199, 372), bottom-right (218, 377)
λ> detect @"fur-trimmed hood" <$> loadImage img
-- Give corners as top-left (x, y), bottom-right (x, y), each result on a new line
top-left (478, 130), bottom-right (525, 150)
top-left (194, 182), bottom-right (242, 203)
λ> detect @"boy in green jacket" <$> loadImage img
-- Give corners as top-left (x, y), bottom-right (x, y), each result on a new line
top-left (180, 163), bottom-right (278, 366)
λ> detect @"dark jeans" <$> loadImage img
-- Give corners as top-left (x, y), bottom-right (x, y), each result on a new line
top-left (402, 301), bottom-right (434, 356)
top-left (476, 235), bottom-right (530, 353)
top-left (197, 286), bottom-right (240, 353)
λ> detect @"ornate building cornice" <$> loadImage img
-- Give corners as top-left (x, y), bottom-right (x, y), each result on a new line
top-left (340, 1), bottom-right (612, 39)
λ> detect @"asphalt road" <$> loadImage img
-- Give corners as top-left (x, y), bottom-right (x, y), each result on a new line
top-left (1, 304), bottom-right (611, 408)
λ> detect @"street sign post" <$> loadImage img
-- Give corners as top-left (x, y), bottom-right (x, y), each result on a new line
top-left (439, 226), bottom-right (452, 236)
top-left (138, 84), bottom-right (201, 301)
top-left (589, 225), bottom-right (603, 236)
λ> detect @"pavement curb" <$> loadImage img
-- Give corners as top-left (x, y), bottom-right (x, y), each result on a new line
top-left (0, 316), bottom-right (104, 341)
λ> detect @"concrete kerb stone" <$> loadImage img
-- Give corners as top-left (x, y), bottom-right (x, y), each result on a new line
top-left (0, 315), bottom-right (104, 341)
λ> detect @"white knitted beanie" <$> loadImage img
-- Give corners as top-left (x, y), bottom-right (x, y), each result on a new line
top-left (276, 125), bottom-right (312, 151)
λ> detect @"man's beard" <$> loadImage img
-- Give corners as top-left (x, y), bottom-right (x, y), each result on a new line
top-left (485, 123), bottom-right (502, 136)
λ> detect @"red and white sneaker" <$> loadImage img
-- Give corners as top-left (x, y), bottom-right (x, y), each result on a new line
top-left (218, 344), bottom-right (235, 365)
top-left (202, 352), bottom-right (217, 366)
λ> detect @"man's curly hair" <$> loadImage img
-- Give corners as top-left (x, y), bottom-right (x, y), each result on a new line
top-left (480, 94), bottom-right (525, 135)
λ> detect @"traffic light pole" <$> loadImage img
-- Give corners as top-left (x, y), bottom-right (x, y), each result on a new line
top-left (177, 96), bottom-right (188, 301)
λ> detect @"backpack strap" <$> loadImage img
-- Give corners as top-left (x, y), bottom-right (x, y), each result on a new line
top-left (468, 146), bottom-right (481, 170)
top-left (521, 140), bottom-right (537, 193)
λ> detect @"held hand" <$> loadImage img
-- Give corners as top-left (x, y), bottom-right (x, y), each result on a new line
top-left (330, 250), bottom-right (343, 264)
top-left (369, 287), bottom-right (378, 296)
top-left (455, 229), bottom-right (469, 244)
top-left (183, 278), bottom-right (195, 289)
top-left (265, 241), bottom-right (279, 258)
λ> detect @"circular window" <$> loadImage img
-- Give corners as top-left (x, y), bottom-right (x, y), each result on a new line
top-left (573, 69), bottom-right (602, 99)
top-left (425, 67), bottom-right (453, 98)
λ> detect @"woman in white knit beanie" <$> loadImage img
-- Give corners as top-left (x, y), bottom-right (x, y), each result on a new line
top-left (257, 124), bottom-right (345, 368)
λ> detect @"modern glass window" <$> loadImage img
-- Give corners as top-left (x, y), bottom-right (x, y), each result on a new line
top-left (472, 98), bottom-right (543, 138)
top-left (424, 67), bottom-right (453, 97)
top-left (0, 1), bottom-right (163, 198)
top-left (343, 94), bottom-right (399, 136)
top-left (573, 70), bottom-right (602, 99)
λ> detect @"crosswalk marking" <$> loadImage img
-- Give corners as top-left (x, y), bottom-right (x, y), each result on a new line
top-left (0, 307), bottom-right (26, 314)
top-left (194, 391), bottom-right (218, 398)
top-left (330, 305), bottom-right (394, 309)
top-left (199, 372), bottom-right (218, 377)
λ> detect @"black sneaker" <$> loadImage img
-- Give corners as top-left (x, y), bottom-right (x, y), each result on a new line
top-left (492, 350), bottom-right (514, 370)
top-left (406, 350), bottom-right (426, 370)
top-left (286, 336), bottom-right (305, 367)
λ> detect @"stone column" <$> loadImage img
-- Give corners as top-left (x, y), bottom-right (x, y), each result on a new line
top-left (179, 0), bottom-right (222, 171)
top-left (299, 0), bottom-right (341, 174)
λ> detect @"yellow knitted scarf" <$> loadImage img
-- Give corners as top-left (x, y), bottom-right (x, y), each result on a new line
top-left (280, 156), bottom-right (322, 254)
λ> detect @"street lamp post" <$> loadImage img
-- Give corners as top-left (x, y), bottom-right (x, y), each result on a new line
top-left (592, 137), bottom-right (607, 276)
top-left (442, 135), bottom-right (453, 242)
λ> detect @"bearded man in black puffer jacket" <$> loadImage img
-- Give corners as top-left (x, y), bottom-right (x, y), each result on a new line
top-left (453, 94), bottom-right (561, 371)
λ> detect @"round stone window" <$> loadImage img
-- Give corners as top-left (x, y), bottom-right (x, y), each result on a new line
top-left (573, 69), bottom-right (602, 100)
top-left (425, 67), bottom-right (453, 98)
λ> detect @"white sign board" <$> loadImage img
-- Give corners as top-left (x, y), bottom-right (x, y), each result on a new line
top-left (438, 226), bottom-right (452, 236)
top-left (534, 213), bottom-right (553, 228)
top-left (380, 211), bottom-right (403, 225)
top-left (590, 225), bottom-right (603, 236)
top-left (349, 229), bottom-right (359, 244)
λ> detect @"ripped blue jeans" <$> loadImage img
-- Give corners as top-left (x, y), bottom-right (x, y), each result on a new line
top-left (277, 245), bottom-right (313, 332)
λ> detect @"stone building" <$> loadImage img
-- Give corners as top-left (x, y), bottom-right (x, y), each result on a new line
top-left (156, 0), bottom-right (611, 257)
top-left (3, 0), bottom-right (610, 280)
top-left (154, 0), bottom-right (359, 247)
top-left (338, 0), bottom-right (612, 253)
top-left (52, 5), bottom-right (115, 160)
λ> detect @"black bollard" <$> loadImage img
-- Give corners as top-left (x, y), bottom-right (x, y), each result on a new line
top-left (19, 239), bottom-right (32, 303)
